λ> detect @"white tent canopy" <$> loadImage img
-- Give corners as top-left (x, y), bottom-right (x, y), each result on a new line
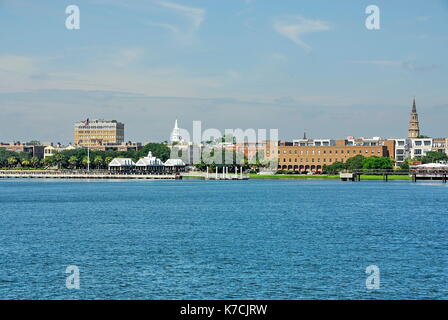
top-left (164, 158), bottom-right (186, 167)
top-left (136, 151), bottom-right (164, 167)
top-left (413, 163), bottom-right (448, 169)
top-left (108, 158), bottom-right (135, 167)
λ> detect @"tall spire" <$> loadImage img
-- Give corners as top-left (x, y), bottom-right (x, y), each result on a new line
top-left (408, 98), bottom-right (420, 138)
top-left (170, 119), bottom-right (181, 143)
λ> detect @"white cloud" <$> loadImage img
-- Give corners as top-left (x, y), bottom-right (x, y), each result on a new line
top-left (274, 15), bottom-right (331, 50)
top-left (155, 0), bottom-right (205, 33)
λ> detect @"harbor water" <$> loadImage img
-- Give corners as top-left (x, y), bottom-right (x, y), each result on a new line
top-left (0, 179), bottom-right (446, 299)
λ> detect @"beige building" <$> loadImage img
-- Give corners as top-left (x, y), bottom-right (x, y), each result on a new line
top-left (74, 120), bottom-right (124, 147)
top-left (265, 139), bottom-right (395, 173)
top-left (43, 143), bottom-right (77, 158)
top-left (432, 138), bottom-right (448, 154)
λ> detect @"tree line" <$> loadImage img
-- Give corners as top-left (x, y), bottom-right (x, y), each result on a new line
top-left (322, 155), bottom-right (394, 174)
top-left (0, 143), bottom-right (171, 169)
top-left (322, 151), bottom-right (448, 174)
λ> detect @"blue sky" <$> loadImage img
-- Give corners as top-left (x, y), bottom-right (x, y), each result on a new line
top-left (0, 0), bottom-right (447, 143)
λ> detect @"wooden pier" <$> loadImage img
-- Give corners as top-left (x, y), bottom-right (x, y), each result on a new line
top-left (340, 169), bottom-right (447, 183)
top-left (339, 170), bottom-right (409, 182)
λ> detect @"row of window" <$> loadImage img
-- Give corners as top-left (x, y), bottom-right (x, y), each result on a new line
top-left (76, 130), bottom-right (122, 134)
top-left (75, 125), bottom-right (120, 129)
top-left (414, 140), bottom-right (431, 146)
top-left (269, 149), bottom-right (382, 155)
top-left (76, 136), bottom-right (124, 139)
top-left (282, 158), bottom-right (346, 163)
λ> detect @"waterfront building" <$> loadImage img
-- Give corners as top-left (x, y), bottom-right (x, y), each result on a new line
top-left (43, 143), bottom-right (77, 158)
top-left (266, 139), bottom-right (395, 173)
top-left (164, 158), bottom-right (186, 173)
top-left (392, 139), bottom-right (410, 166)
top-left (293, 138), bottom-right (335, 147)
top-left (74, 119), bottom-right (124, 147)
top-left (232, 142), bottom-right (266, 160)
top-left (409, 138), bottom-right (433, 159)
top-left (0, 142), bottom-right (45, 159)
top-left (135, 151), bottom-right (164, 173)
top-left (408, 98), bottom-right (420, 138)
top-left (108, 158), bottom-right (135, 171)
top-left (88, 141), bottom-right (142, 152)
top-left (345, 136), bottom-right (385, 146)
top-left (432, 138), bottom-right (447, 154)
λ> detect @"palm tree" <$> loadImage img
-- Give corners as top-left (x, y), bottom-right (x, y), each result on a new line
top-left (94, 156), bottom-right (104, 169)
top-left (81, 156), bottom-right (89, 168)
top-left (43, 157), bottom-right (54, 168)
top-left (68, 156), bottom-right (78, 169)
top-left (53, 152), bottom-right (65, 169)
top-left (105, 156), bottom-right (113, 169)
top-left (30, 157), bottom-right (40, 168)
top-left (21, 159), bottom-right (30, 167)
top-left (7, 157), bottom-right (18, 168)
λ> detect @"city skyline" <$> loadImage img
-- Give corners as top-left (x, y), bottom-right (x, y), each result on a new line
top-left (0, 0), bottom-right (447, 143)
top-left (0, 98), bottom-right (443, 145)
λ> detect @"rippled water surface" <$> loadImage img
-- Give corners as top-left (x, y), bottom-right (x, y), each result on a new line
top-left (0, 179), bottom-right (446, 299)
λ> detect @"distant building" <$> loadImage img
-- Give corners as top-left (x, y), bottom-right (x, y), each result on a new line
top-left (432, 138), bottom-right (447, 154)
top-left (266, 139), bottom-right (395, 173)
top-left (0, 142), bottom-right (45, 159)
top-left (88, 141), bottom-right (142, 152)
top-left (74, 119), bottom-right (124, 147)
top-left (408, 98), bottom-right (420, 138)
top-left (392, 139), bottom-right (410, 166)
top-left (293, 138), bottom-right (335, 147)
top-left (409, 137), bottom-right (433, 159)
top-left (43, 143), bottom-right (77, 158)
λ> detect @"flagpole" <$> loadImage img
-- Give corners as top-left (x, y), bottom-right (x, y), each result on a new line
top-left (87, 144), bottom-right (90, 172)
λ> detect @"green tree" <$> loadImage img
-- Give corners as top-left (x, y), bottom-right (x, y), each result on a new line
top-left (94, 156), bottom-right (104, 169)
top-left (323, 161), bottom-right (346, 174)
top-left (53, 152), bottom-right (66, 169)
top-left (399, 160), bottom-right (410, 170)
top-left (30, 157), bottom-right (40, 168)
top-left (21, 159), bottom-right (30, 167)
top-left (43, 157), bottom-right (54, 168)
top-left (68, 156), bottom-right (78, 169)
top-left (7, 156), bottom-right (18, 168)
top-left (105, 156), bottom-right (113, 166)
top-left (345, 155), bottom-right (364, 171)
top-left (362, 156), bottom-right (394, 170)
top-left (420, 151), bottom-right (448, 164)
top-left (82, 156), bottom-right (89, 168)
top-left (138, 143), bottom-right (171, 162)
top-left (27, 140), bottom-right (41, 146)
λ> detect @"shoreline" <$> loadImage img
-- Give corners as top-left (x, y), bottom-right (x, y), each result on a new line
top-left (249, 174), bottom-right (411, 180)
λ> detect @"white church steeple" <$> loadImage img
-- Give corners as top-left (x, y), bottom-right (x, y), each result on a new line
top-left (170, 119), bottom-right (182, 143)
